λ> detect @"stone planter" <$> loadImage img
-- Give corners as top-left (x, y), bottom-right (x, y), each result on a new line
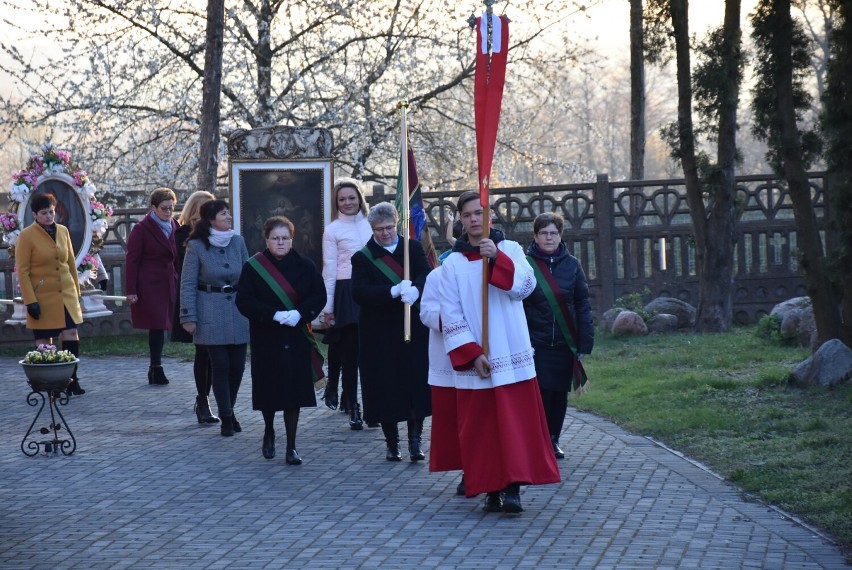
top-left (19, 359), bottom-right (79, 392)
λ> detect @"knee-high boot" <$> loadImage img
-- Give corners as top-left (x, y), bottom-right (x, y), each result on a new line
top-left (407, 418), bottom-right (425, 462)
top-left (381, 422), bottom-right (401, 461)
top-left (62, 340), bottom-right (85, 395)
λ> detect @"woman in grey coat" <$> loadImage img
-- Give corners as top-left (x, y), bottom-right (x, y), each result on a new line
top-left (180, 200), bottom-right (250, 437)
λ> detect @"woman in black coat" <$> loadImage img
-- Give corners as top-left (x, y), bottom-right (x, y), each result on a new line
top-left (236, 216), bottom-right (326, 465)
top-left (523, 212), bottom-right (594, 460)
top-left (351, 202), bottom-right (431, 462)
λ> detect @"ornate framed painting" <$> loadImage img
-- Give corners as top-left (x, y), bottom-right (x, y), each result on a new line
top-left (229, 159), bottom-right (333, 271)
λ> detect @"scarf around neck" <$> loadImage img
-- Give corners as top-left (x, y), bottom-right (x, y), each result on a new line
top-left (209, 228), bottom-right (234, 248)
top-left (150, 211), bottom-right (173, 238)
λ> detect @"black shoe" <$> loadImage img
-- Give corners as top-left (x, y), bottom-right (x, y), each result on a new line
top-left (195, 396), bottom-right (220, 424)
top-left (231, 414), bottom-right (242, 433)
top-left (349, 402), bottom-right (363, 430)
top-left (148, 366), bottom-right (169, 385)
top-left (483, 492), bottom-right (503, 513)
top-left (456, 475), bottom-right (466, 496)
top-left (502, 484), bottom-right (523, 514)
top-left (262, 431), bottom-right (275, 459)
top-left (285, 449), bottom-right (302, 465)
top-left (220, 416), bottom-right (235, 437)
top-left (386, 442), bottom-right (402, 462)
top-left (66, 379), bottom-right (85, 396)
top-left (551, 435), bottom-right (565, 459)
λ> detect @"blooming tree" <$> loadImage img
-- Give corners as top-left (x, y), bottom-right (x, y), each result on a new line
top-left (0, 0), bottom-right (593, 198)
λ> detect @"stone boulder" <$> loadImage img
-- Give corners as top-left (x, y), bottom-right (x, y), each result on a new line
top-left (600, 308), bottom-right (623, 332)
top-left (770, 297), bottom-right (816, 347)
top-left (611, 310), bottom-right (649, 336)
top-left (647, 313), bottom-right (678, 334)
top-left (788, 339), bottom-right (852, 388)
top-left (644, 297), bottom-right (696, 329)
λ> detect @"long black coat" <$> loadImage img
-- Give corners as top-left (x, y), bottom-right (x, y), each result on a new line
top-left (171, 224), bottom-right (193, 343)
top-left (523, 241), bottom-right (594, 391)
top-left (236, 249), bottom-right (326, 411)
top-left (351, 237), bottom-right (431, 424)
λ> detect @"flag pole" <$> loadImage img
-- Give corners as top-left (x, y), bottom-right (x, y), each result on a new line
top-left (398, 100), bottom-right (412, 343)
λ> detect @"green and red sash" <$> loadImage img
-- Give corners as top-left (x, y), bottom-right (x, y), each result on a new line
top-left (527, 255), bottom-right (588, 393)
top-left (359, 244), bottom-right (404, 284)
top-left (359, 244), bottom-right (420, 309)
top-left (247, 253), bottom-right (325, 383)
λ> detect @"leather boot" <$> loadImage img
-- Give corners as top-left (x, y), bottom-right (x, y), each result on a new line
top-left (483, 492), bottom-right (503, 513)
top-left (262, 429), bottom-right (275, 459)
top-left (220, 416), bottom-right (235, 437)
top-left (148, 365), bottom-right (169, 385)
top-left (322, 377), bottom-right (339, 410)
top-left (349, 402), bottom-right (363, 430)
top-left (382, 423), bottom-right (401, 461)
top-left (502, 483), bottom-right (523, 514)
top-left (195, 395), bottom-right (220, 424)
top-left (407, 418), bottom-right (425, 462)
top-left (62, 340), bottom-right (85, 395)
top-left (231, 413), bottom-right (242, 433)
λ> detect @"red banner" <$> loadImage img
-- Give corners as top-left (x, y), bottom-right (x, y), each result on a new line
top-left (474, 13), bottom-right (509, 209)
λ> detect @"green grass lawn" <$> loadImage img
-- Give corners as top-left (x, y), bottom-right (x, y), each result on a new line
top-left (574, 327), bottom-right (852, 554)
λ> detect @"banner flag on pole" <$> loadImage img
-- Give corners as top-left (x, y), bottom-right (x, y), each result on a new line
top-left (474, 11), bottom-right (509, 208)
top-left (395, 142), bottom-right (439, 268)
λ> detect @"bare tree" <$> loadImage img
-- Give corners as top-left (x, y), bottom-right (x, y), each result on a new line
top-left (198, 0), bottom-right (226, 193)
top-left (629, 0), bottom-right (646, 180)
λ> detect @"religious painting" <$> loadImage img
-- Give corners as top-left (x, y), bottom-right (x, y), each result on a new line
top-left (21, 175), bottom-right (93, 266)
top-left (229, 160), bottom-right (333, 270)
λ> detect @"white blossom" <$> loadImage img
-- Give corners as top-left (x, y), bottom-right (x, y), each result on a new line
top-left (10, 183), bottom-right (29, 203)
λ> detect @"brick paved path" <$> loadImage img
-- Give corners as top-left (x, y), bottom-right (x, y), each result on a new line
top-left (0, 356), bottom-right (848, 569)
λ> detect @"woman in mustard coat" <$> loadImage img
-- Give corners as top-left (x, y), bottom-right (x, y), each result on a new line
top-left (15, 192), bottom-right (85, 395)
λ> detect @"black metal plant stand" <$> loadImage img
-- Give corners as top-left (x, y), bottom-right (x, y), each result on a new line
top-left (21, 388), bottom-right (77, 456)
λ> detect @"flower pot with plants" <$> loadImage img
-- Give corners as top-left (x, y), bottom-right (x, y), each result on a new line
top-left (19, 344), bottom-right (79, 392)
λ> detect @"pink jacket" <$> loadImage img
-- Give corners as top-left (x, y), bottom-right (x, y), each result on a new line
top-left (321, 212), bottom-right (372, 313)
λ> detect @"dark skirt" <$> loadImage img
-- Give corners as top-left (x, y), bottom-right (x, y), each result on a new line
top-left (532, 344), bottom-right (574, 392)
top-left (322, 279), bottom-right (360, 344)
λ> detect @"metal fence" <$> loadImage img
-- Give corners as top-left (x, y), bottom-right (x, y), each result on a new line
top-left (1, 172), bottom-right (825, 341)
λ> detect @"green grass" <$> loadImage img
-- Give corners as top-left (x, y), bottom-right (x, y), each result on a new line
top-left (574, 327), bottom-right (852, 554)
top-left (0, 334), bottom-right (198, 360)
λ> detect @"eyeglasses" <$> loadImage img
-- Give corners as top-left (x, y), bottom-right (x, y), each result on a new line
top-left (267, 236), bottom-right (292, 242)
top-left (537, 231), bottom-right (561, 238)
top-left (157, 205), bottom-right (174, 213)
top-left (372, 225), bottom-right (396, 234)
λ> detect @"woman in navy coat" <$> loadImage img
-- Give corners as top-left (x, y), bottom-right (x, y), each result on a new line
top-left (523, 212), bottom-right (594, 459)
top-left (125, 187), bottom-right (180, 385)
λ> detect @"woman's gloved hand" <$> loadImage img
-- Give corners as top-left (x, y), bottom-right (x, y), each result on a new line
top-left (26, 302), bottom-right (40, 320)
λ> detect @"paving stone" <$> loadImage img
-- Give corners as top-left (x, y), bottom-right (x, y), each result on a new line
top-left (0, 355), bottom-right (848, 568)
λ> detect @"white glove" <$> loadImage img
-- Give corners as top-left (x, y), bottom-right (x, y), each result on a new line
top-left (273, 311), bottom-right (287, 324)
top-left (282, 310), bottom-right (301, 327)
top-left (400, 285), bottom-right (419, 305)
top-left (576, 353), bottom-right (585, 361)
top-left (390, 279), bottom-right (412, 298)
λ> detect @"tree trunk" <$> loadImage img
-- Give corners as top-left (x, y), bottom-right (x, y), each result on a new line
top-left (698, 0), bottom-right (742, 332)
top-left (772, 0), bottom-right (841, 347)
top-left (197, 0), bottom-right (225, 193)
top-left (256, 0), bottom-right (274, 126)
top-left (629, 0), bottom-right (646, 180)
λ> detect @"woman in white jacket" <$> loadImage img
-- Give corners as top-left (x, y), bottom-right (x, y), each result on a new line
top-left (321, 177), bottom-right (373, 429)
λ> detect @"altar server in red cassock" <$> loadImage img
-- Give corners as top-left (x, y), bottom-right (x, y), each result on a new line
top-left (431, 191), bottom-right (560, 514)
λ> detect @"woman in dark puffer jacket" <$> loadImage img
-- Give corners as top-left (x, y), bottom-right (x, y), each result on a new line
top-left (523, 212), bottom-right (594, 459)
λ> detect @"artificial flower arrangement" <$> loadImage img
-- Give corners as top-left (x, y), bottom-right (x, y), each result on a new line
top-left (23, 344), bottom-right (77, 365)
top-left (0, 211), bottom-right (21, 246)
top-left (2, 142), bottom-right (113, 272)
top-left (78, 252), bottom-right (100, 273)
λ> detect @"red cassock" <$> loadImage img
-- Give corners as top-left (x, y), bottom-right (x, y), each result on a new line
top-left (425, 238), bottom-right (560, 497)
